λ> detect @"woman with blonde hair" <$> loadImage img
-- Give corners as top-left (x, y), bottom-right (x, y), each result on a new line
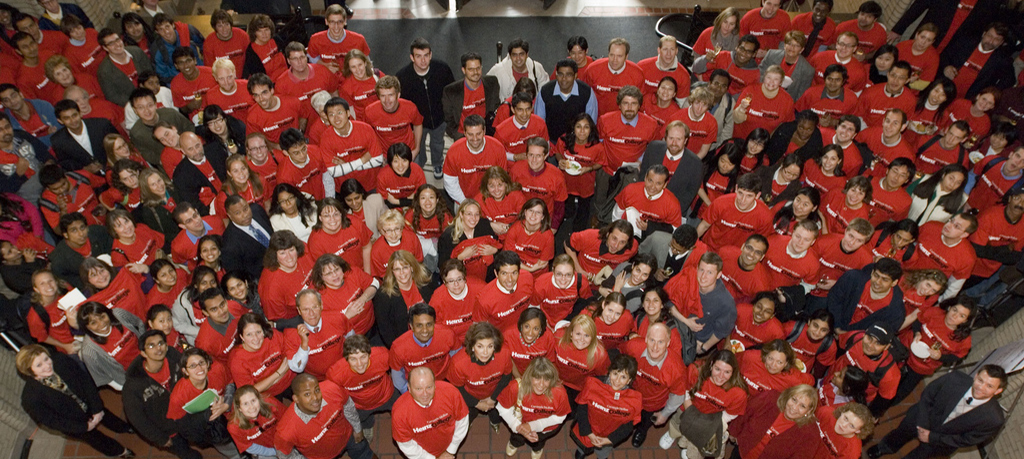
top-left (134, 168), bottom-right (178, 250)
top-left (104, 134), bottom-right (147, 183)
top-left (45, 54), bottom-right (103, 100)
top-left (215, 154), bottom-right (266, 217)
top-left (693, 7), bottom-right (741, 56)
top-left (438, 198), bottom-right (500, 280)
top-left (729, 384), bottom-right (820, 459)
top-left (371, 209), bottom-right (423, 278)
top-left (476, 167), bottom-right (526, 237)
top-left (373, 250), bottom-right (436, 346)
top-left (339, 49), bottom-right (380, 119)
top-left (227, 385), bottom-right (283, 459)
top-left (551, 314), bottom-right (610, 402)
top-left (496, 357), bottom-right (570, 459)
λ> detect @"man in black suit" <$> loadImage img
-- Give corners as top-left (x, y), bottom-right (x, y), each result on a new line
top-left (51, 100), bottom-right (118, 174)
top-left (442, 52), bottom-right (500, 139)
top-left (171, 132), bottom-right (226, 216)
top-left (868, 364), bottom-right (1007, 459)
top-left (639, 121), bottom-right (703, 216)
top-left (221, 194), bottom-right (271, 280)
top-left (940, 22), bottom-right (1016, 99)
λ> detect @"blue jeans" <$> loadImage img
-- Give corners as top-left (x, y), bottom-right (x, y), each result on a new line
top-left (964, 267), bottom-right (1007, 308)
top-left (416, 122), bottom-right (447, 176)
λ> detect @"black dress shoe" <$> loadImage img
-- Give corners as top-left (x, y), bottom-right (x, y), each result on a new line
top-left (574, 449), bottom-right (586, 459)
top-left (344, 5), bottom-right (355, 17)
top-left (866, 445), bottom-right (884, 459)
top-left (631, 428), bottom-right (647, 448)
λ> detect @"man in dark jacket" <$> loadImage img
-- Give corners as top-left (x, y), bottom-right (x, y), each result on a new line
top-left (442, 52), bottom-right (500, 139)
top-left (51, 100), bottom-right (119, 174)
top-left (396, 38), bottom-right (455, 180)
top-left (50, 213), bottom-right (112, 290)
top-left (940, 22), bottom-right (1016, 100)
top-left (826, 259), bottom-right (905, 335)
top-left (97, 28), bottom-right (156, 107)
top-left (171, 132), bottom-right (226, 215)
top-left (122, 330), bottom-right (199, 459)
top-left (221, 195), bottom-right (272, 280)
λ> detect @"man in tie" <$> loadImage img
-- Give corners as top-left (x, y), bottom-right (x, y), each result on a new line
top-left (867, 364), bottom-right (1007, 459)
top-left (220, 194), bottom-right (272, 279)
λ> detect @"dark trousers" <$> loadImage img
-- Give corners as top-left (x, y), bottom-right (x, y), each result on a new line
top-left (357, 390), bottom-right (401, 429)
top-left (341, 435), bottom-right (374, 459)
top-left (634, 409), bottom-right (656, 436)
top-left (890, 367), bottom-right (929, 409)
top-left (166, 434), bottom-right (202, 459)
top-left (510, 426), bottom-right (562, 452)
top-left (70, 410), bottom-right (132, 457)
top-left (460, 390), bottom-right (501, 425)
top-left (875, 412), bottom-right (955, 459)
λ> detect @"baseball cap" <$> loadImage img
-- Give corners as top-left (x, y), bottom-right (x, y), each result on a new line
top-left (865, 324), bottom-right (892, 345)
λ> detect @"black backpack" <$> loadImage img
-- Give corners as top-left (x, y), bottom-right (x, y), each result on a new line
top-left (835, 331), bottom-right (899, 387)
top-left (785, 319), bottom-right (835, 356)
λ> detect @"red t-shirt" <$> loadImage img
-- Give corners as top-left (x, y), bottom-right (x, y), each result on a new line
top-left (941, 98), bottom-right (991, 139)
top-left (442, 136), bottom-right (508, 200)
top-left (549, 332), bottom-right (611, 391)
top-left (615, 181), bottom-right (683, 227)
top-left (680, 107), bottom-right (719, 155)
top-left (338, 75), bottom-right (379, 120)
top-left (320, 121), bottom-right (385, 191)
top-left (246, 96), bottom-right (306, 143)
top-left (27, 299), bottom-right (74, 347)
top-left (306, 30), bottom-right (371, 69)
top-left (737, 350), bottom-right (814, 394)
top-left (785, 321), bottom-right (838, 369)
top-left (228, 332), bottom-right (294, 397)
top-left (447, 346), bottom-right (513, 400)
top-left (203, 81), bottom-right (253, 121)
top-left (901, 307), bottom-right (971, 375)
top-left (504, 328), bottom-right (556, 374)
top-left (496, 379), bottom-right (571, 432)
top-left (530, 272), bottom-right (590, 328)
top-left (170, 66), bottom-right (217, 114)
top-left (510, 162), bottom-right (568, 212)
top-left (392, 381), bottom-right (469, 457)
top-left (702, 194), bottom-right (774, 251)
top-left (203, 28), bottom-right (248, 76)
top-left (307, 222), bottom-right (373, 271)
top-left (110, 224), bottom-right (164, 267)
top-left (719, 246), bottom-right (773, 304)
top-left (318, 267), bottom-right (376, 335)
top-left (896, 40), bottom-right (939, 83)
top-left (791, 13), bottom-right (836, 59)
top-left (274, 381), bottom-right (353, 459)
top-left (362, 99), bottom-right (423, 151)
top-left (802, 159), bottom-right (847, 197)
top-left (580, 58), bottom-right (645, 116)
top-left (228, 402), bottom-right (282, 453)
top-left (66, 29), bottom-right (105, 75)
top-left (764, 235), bottom-right (821, 287)
top-left (904, 221), bottom-right (977, 280)
top-left (812, 233), bottom-right (873, 294)
top-left (458, 83), bottom-right (487, 133)
top-left (968, 155), bottom-right (1023, 210)
top-left (430, 278), bottom-right (486, 343)
top-left (810, 51), bottom-right (868, 92)
top-left (275, 63), bottom-right (339, 104)
top-left (621, 338), bottom-right (689, 411)
top-left (326, 346), bottom-right (394, 409)
top-left (597, 111), bottom-right (660, 174)
top-left (283, 313), bottom-right (350, 379)
top-left (250, 41), bottom-right (286, 79)
top-left (730, 303), bottom-right (785, 349)
top-left (813, 406), bottom-right (862, 459)
top-left (195, 315), bottom-right (240, 366)
top-left (821, 189), bottom-right (870, 234)
top-left (257, 256), bottom-right (314, 320)
top-left (388, 325), bottom-right (458, 378)
top-left (796, 86), bottom-right (859, 121)
top-left (835, 20), bottom-right (887, 56)
top-left (494, 115), bottom-right (549, 157)
top-left (370, 230), bottom-right (423, 278)
top-left (828, 332), bottom-right (899, 400)
top-left (569, 228), bottom-right (638, 276)
top-left (855, 84), bottom-right (917, 128)
top-left (553, 139), bottom-right (605, 198)
top-left (169, 217), bottom-right (225, 268)
top-left (473, 272), bottom-right (535, 333)
top-left (503, 221), bottom-right (555, 269)
top-left (733, 85), bottom-right (795, 141)
top-left (953, 45), bottom-right (994, 97)
top-left (572, 377), bottom-right (643, 445)
top-left (478, 191), bottom-right (526, 227)
top-left (593, 309), bottom-right (635, 352)
top-left (276, 145), bottom-right (328, 199)
top-left (687, 365), bottom-right (748, 416)
top-left (740, 8), bottom-right (793, 52)
top-left (96, 326), bottom-right (139, 370)
top-left (86, 269), bottom-right (147, 320)
top-left (705, 51), bottom-right (761, 94)
top-left (848, 282), bottom-right (894, 324)
top-left (637, 56), bottom-right (691, 99)
top-left (166, 361), bottom-right (232, 420)
top-left (971, 205), bottom-right (1024, 277)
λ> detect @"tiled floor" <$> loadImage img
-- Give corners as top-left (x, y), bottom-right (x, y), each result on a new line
top-left (54, 379), bottom-right (930, 459)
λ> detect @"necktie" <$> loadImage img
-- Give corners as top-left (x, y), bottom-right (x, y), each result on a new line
top-left (803, 22), bottom-right (825, 57)
top-left (252, 226), bottom-right (269, 247)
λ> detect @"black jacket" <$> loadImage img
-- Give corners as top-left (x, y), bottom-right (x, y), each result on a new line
top-left (754, 162), bottom-right (802, 207)
top-left (826, 264), bottom-right (905, 333)
top-left (50, 225), bottom-right (113, 290)
top-left (892, 0), bottom-right (998, 44)
top-left (21, 350), bottom-right (105, 435)
top-left (50, 118), bottom-right (120, 172)
top-left (171, 147), bottom-right (228, 216)
top-left (373, 282), bottom-right (437, 348)
top-left (221, 204), bottom-right (273, 280)
top-left (442, 76), bottom-right (501, 138)
top-left (396, 60), bottom-right (456, 130)
top-left (765, 119), bottom-right (824, 165)
top-left (939, 37), bottom-right (1016, 100)
top-left (640, 141), bottom-right (704, 212)
top-left (132, 193), bottom-right (182, 253)
top-left (122, 349), bottom-right (183, 445)
top-left (907, 370), bottom-right (1005, 454)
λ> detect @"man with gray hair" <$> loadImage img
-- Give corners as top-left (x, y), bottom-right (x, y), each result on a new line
top-left (283, 289), bottom-right (354, 380)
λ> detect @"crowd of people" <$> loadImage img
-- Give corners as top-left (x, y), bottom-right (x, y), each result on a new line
top-left (3, 0), bottom-right (1024, 459)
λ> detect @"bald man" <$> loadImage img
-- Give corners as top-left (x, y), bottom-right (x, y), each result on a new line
top-left (171, 131), bottom-right (227, 216)
top-left (392, 367), bottom-right (470, 459)
top-left (622, 323), bottom-right (689, 447)
top-left (275, 374), bottom-right (373, 459)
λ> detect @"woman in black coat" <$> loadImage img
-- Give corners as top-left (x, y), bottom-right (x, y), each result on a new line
top-left (17, 344), bottom-right (134, 458)
top-left (373, 250), bottom-right (437, 347)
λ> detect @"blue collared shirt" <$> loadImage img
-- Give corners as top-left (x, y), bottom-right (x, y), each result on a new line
top-left (534, 80), bottom-right (599, 124)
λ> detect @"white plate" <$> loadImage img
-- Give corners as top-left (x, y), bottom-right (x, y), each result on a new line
top-left (969, 151), bottom-right (986, 164)
top-left (565, 160), bottom-right (584, 176)
top-left (911, 341), bottom-right (931, 359)
top-left (729, 339), bottom-right (745, 354)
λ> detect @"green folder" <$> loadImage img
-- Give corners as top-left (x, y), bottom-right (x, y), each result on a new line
top-left (183, 389), bottom-right (218, 414)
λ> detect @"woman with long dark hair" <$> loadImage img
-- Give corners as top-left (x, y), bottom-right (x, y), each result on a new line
top-left (661, 349), bottom-right (748, 459)
top-left (447, 322), bottom-right (513, 427)
top-left (76, 301), bottom-right (144, 389)
top-left (695, 140), bottom-right (745, 219)
top-left (801, 144), bottom-right (846, 197)
top-left (475, 167), bottom-right (525, 238)
top-left (120, 12), bottom-right (153, 52)
top-left (905, 77), bottom-right (957, 146)
top-left (197, 105), bottom-right (246, 158)
top-left (135, 168), bottom-right (178, 250)
top-left (866, 44), bottom-right (898, 86)
top-left (215, 154), bottom-right (266, 217)
top-left (908, 164), bottom-right (968, 225)
top-left (771, 187), bottom-right (822, 236)
top-left (172, 265), bottom-right (220, 343)
top-left (570, 354), bottom-right (643, 459)
top-left (405, 184), bottom-right (452, 273)
top-left (503, 198), bottom-right (555, 274)
top-left (339, 178), bottom-right (386, 240)
top-left (554, 113), bottom-right (604, 234)
top-left (221, 271), bottom-right (265, 318)
top-left (891, 297), bottom-right (975, 406)
top-left (504, 308), bottom-right (556, 378)
top-left (229, 313), bottom-right (293, 398)
top-left (738, 128), bottom-right (771, 174)
top-left (268, 184), bottom-right (317, 242)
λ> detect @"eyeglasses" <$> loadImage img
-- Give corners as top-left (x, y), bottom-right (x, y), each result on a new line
top-left (145, 341), bottom-right (167, 349)
top-left (445, 277), bottom-right (466, 285)
top-left (187, 360), bottom-right (209, 370)
top-left (102, 36), bottom-right (123, 47)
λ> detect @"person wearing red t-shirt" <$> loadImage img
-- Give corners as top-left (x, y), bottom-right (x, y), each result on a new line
top-left (570, 358), bottom-right (643, 457)
top-left (834, 2), bottom-right (886, 58)
top-left (495, 94), bottom-right (550, 162)
top-left (230, 314), bottom-right (294, 398)
top-left (638, 37), bottom-right (692, 101)
top-left (719, 236), bottom-right (771, 303)
top-left (967, 147), bottom-right (1024, 210)
top-left (474, 251), bottom-right (534, 332)
top-left (306, 6), bottom-right (370, 73)
top-left (825, 259), bottom-right (905, 335)
top-left (25, 270), bottom-right (77, 353)
top-left (169, 202), bottom-right (225, 268)
top-left (694, 36), bottom-right (761, 94)
top-left (943, 25), bottom-right (1009, 99)
top-left (796, 68), bottom-right (859, 129)
top-left (809, 33), bottom-right (868, 92)
top-left (274, 375), bottom-right (374, 459)
top-left (660, 350), bottom-right (748, 457)
top-left (916, 126), bottom-right (970, 178)
top-left (866, 159), bottom-right (914, 226)
top-left (765, 220), bottom-right (821, 290)
top-left (12, 34), bottom-right (62, 105)
top-left (792, 1), bottom-right (836, 59)
top-left (855, 62), bottom-right (915, 128)
top-left (856, 110), bottom-right (914, 178)
top-left (613, 166), bottom-right (683, 235)
top-left (38, 166), bottom-right (101, 229)
top-left (530, 256), bottom-right (590, 327)
top-left (227, 386), bottom-right (283, 458)
top-left (905, 216), bottom-right (978, 298)
top-left (388, 304), bottom-right (459, 392)
top-left (891, 299), bottom-right (973, 407)
top-left (166, 348), bottom-right (232, 423)
top-left (392, 367), bottom-right (470, 459)
top-left (282, 289), bottom-right (351, 380)
top-left (812, 404), bottom-right (872, 459)
top-left (809, 221), bottom-right (875, 300)
top-left (496, 357), bottom-right (572, 456)
top-left (370, 213), bottom-right (423, 279)
top-left (274, 44), bottom-right (339, 106)
top-left (326, 336), bottom-right (397, 440)
top-left (502, 198), bottom-right (556, 274)
top-left (620, 325), bottom-right (688, 446)
top-left (511, 139), bottom-right (568, 213)
top-left (679, 89), bottom-right (719, 159)
top-left (169, 51), bottom-right (216, 119)
top-left (245, 74), bottom-right (308, 148)
top-left (941, 94), bottom-right (995, 144)
top-left (729, 293), bottom-right (785, 350)
top-left (732, 66), bottom-right (795, 141)
top-left (276, 129), bottom-right (330, 200)
top-left (431, 259), bottom-right (486, 343)
top-left (968, 191), bottom-right (1024, 289)
top-left (827, 326), bottom-right (900, 413)
top-left (108, 213), bottom-right (164, 267)
top-left (697, 173), bottom-right (774, 251)
top-left (203, 12), bottom-right (247, 76)
top-left (739, 0), bottom-right (792, 57)
top-left (596, 86), bottom-right (660, 176)
top-left (735, 343), bottom-right (814, 395)
top-left (821, 179), bottom-right (872, 235)
top-left (442, 116), bottom-right (508, 204)
top-left (580, 38), bottom-right (645, 116)
top-left (896, 27), bottom-right (940, 90)
top-left (446, 322), bottom-right (514, 426)
top-left (363, 76), bottom-right (423, 156)
top-left (566, 221), bottom-right (639, 283)
top-left (205, 60), bottom-right (252, 121)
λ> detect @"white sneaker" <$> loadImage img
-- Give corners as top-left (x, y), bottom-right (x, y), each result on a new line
top-left (680, 448), bottom-right (689, 459)
top-left (659, 432), bottom-right (674, 450)
top-left (506, 441), bottom-right (518, 457)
